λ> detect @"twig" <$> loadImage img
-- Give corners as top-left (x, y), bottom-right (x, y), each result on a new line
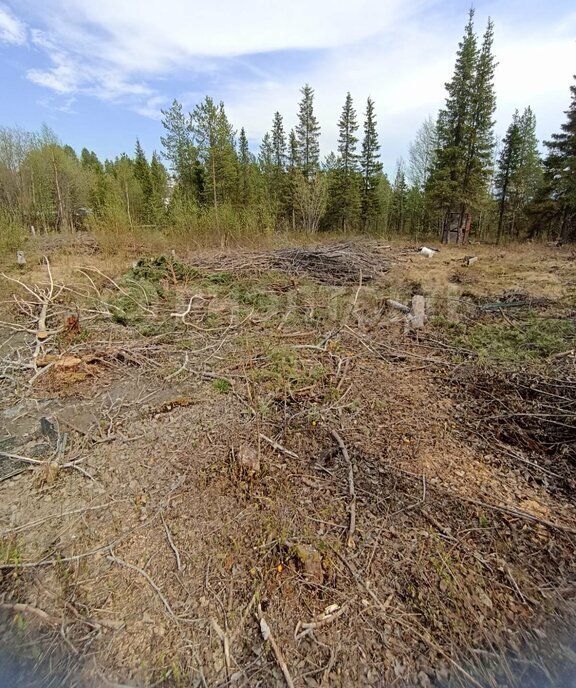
top-left (161, 512), bottom-right (182, 571)
top-left (259, 433), bottom-right (299, 460)
top-left (210, 617), bottom-right (232, 680)
top-left (106, 553), bottom-right (178, 622)
top-left (0, 451), bottom-right (44, 465)
top-left (295, 603), bottom-right (347, 640)
top-left (329, 428), bottom-right (356, 548)
top-left (258, 605), bottom-right (295, 688)
top-left (164, 352), bottom-right (189, 381)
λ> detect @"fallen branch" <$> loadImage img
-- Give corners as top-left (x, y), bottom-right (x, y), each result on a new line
top-left (258, 605), bottom-right (295, 688)
top-left (386, 299), bottom-right (410, 314)
top-left (106, 553), bottom-right (178, 622)
top-left (295, 603), bottom-right (347, 640)
top-left (330, 428), bottom-right (356, 548)
top-left (161, 512), bottom-right (182, 571)
top-left (259, 433), bottom-right (299, 460)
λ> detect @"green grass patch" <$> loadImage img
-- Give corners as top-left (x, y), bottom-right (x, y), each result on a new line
top-left (451, 312), bottom-right (576, 362)
top-left (212, 378), bottom-right (232, 394)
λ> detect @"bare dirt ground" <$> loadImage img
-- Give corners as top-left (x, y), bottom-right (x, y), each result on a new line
top-left (0, 236), bottom-right (575, 687)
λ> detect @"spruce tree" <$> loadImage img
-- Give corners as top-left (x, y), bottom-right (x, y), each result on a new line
top-left (238, 127), bottom-right (253, 206)
top-left (149, 152), bottom-right (168, 223)
top-left (542, 76), bottom-right (576, 241)
top-left (271, 112), bottom-right (287, 170)
top-left (428, 10), bottom-right (496, 241)
top-left (295, 84), bottom-right (321, 179)
top-left (330, 92), bottom-right (361, 231)
top-left (495, 107), bottom-right (542, 241)
top-left (390, 160), bottom-right (408, 232)
top-left (133, 140), bottom-right (154, 223)
top-left (360, 97), bottom-right (383, 230)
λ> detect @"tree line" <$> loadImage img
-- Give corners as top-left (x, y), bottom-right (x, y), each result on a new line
top-left (0, 9), bottom-right (575, 243)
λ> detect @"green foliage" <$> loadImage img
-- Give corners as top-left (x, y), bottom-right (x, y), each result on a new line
top-left (325, 92), bottom-right (361, 232)
top-left (295, 84), bottom-right (321, 180)
top-left (129, 255), bottom-right (200, 282)
top-left (360, 97), bottom-right (383, 230)
top-left (427, 10), bottom-right (497, 235)
top-left (212, 378), bottom-right (232, 394)
top-left (539, 76), bottom-right (576, 241)
top-left (0, 537), bottom-right (21, 565)
top-left (455, 313), bottom-right (576, 362)
top-left (495, 107), bottom-right (542, 241)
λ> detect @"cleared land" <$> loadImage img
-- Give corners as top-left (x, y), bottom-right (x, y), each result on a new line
top-left (0, 236), bottom-right (575, 687)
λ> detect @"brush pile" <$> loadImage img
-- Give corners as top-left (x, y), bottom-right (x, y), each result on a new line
top-left (457, 364), bottom-right (576, 494)
top-left (272, 240), bottom-right (391, 284)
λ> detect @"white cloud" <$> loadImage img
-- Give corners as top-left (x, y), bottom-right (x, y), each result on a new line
top-left (3, 1), bottom-right (576, 168)
top-left (0, 4), bottom-right (26, 44)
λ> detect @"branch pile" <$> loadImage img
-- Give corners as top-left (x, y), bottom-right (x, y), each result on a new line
top-left (456, 365), bottom-right (576, 493)
top-left (271, 241), bottom-right (391, 285)
top-left (193, 240), bottom-right (392, 285)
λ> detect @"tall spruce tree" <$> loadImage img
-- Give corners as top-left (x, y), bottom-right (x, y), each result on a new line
top-left (295, 84), bottom-right (321, 179)
top-left (238, 127), bottom-right (253, 206)
top-left (390, 160), bottom-right (408, 232)
top-left (428, 10), bottom-right (496, 241)
top-left (330, 92), bottom-right (361, 231)
top-left (360, 97), bottom-right (383, 230)
top-left (495, 107), bottom-right (542, 241)
top-left (271, 112), bottom-right (287, 170)
top-left (541, 76), bottom-right (576, 241)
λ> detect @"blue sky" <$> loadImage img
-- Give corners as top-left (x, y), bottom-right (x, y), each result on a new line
top-left (1, 0), bottom-right (574, 176)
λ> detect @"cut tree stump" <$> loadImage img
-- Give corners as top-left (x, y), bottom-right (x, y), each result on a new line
top-left (406, 295), bottom-right (426, 331)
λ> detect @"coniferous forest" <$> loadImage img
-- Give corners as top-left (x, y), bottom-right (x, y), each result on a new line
top-left (1, 10), bottom-right (575, 248)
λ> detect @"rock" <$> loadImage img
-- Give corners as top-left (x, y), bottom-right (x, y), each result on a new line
top-left (292, 544), bottom-right (324, 585)
top-left (235, 445), bottom-right (260, 475)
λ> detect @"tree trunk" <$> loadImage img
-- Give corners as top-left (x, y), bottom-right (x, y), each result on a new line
top-left (52, 155), bottom-right (64, 232)
top-left (125, 181), bottom-right (133, 228)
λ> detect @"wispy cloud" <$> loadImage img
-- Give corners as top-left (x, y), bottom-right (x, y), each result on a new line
top-left (0, 3), bottom-right (26, 44)
top-left (2, 0), bottom-right (575, 167)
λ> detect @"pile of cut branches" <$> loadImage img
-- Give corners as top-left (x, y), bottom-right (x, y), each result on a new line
top-left (272, 240), bottom-right (391, 284)
top-left (455, 363), bottom-right (576, 493)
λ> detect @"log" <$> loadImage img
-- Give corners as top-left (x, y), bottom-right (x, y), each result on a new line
top-left (464, 256), bottom-right (478, 266)
top-left (386, 299), bottom-right (410, 314)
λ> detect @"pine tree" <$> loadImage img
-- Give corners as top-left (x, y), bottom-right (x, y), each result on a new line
top-left (295, 84), bottom-right (321, 179)
top-left (428, 10), bottom-right (496, 241)
top-left (360, 97), bottom-right (383, 230)
top-left (160, 99), bottom-right (200, 206)
top-left (191, 97), bottom-right (238, 214)
top-left (541, 76), bottom-right (576, 241)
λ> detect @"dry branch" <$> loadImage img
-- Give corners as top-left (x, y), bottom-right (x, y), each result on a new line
top-left (330, 428), bottom-right (356, 548)
top-left (258, 605), bottom-right (295, 688)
